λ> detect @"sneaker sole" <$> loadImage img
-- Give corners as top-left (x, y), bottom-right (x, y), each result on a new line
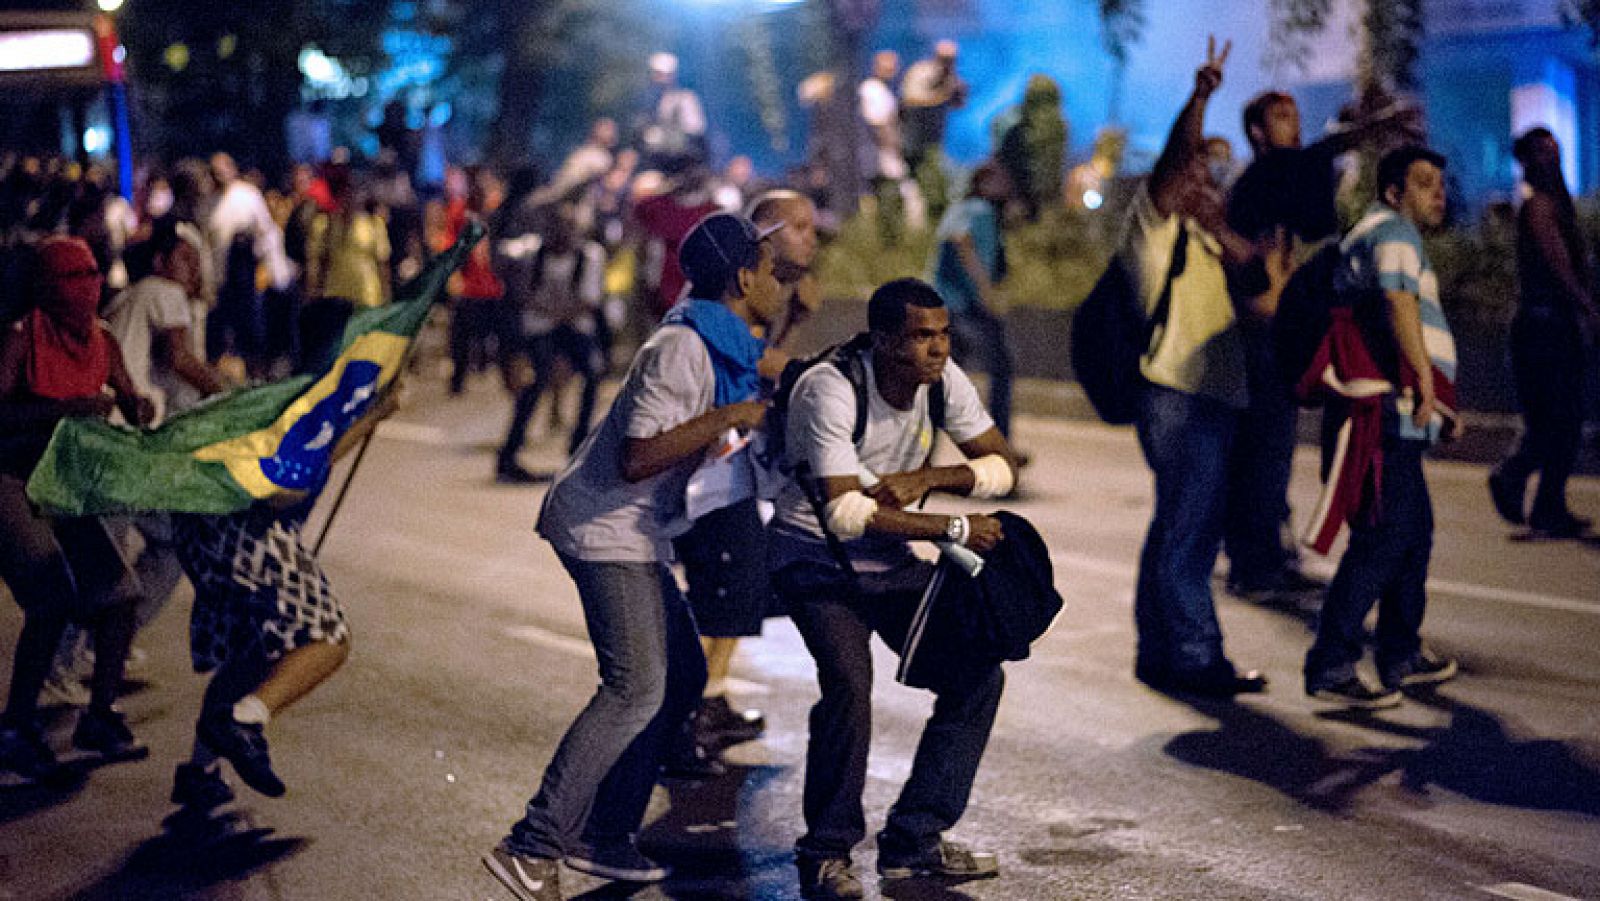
top-left (1394, 659), bottom-right (1459, 688)
top-left (563, 855), bottom-right (668, 883)
top-left (482, 852), bottom-right (548, 901)
top-left (1310, 688), bottom-right (1402, 710)
top-left (877, 865), bottom-right (1000, 881)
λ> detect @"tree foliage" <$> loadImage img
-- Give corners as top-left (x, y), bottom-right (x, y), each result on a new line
top-left (1098, 0), bottom-right (1145, 63)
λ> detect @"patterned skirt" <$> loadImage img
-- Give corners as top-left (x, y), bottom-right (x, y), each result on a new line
top-left (174, 506), bottom-right (348, 673)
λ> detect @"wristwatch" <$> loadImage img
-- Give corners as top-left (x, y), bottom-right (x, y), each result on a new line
top-left (945, 515), bottom-right (969, 547)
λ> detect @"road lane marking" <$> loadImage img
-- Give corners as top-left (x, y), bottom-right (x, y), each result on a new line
top-left (1050, 552), bottom-right (1598, 617)
top-left (375, 421), bottom-right (452, 446)
top-left (1477, 883), bottom-right (1583, 901)
top-left (503, 625), bottom-right (770, 696)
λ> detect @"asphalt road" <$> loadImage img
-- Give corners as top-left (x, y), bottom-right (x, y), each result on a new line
top-left (3, 374), bottom-right (1599, 901)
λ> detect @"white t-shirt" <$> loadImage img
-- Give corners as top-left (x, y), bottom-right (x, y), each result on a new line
top-left (769, 350), bottom-right (993, 574)
top-left (104, 276), bottom-right (201, 424)
top-left (537, 325), bottom-right (715, 562)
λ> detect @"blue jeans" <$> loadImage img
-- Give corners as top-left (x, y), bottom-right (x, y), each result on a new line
top-left (1305, 440), bottom-right (1433, 688)
top-left (509, 554), bottom-right (706, 858)
top-left (1224, 323), bottom-right (1300, 585)
top-left (1134, 385), bottom-right (1239, 676)
top-left (950, 308), bottom-right (1015, 438)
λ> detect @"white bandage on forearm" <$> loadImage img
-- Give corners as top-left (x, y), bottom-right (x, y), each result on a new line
top-left (966, 454), bottom-right (1015, 499)
top-left (824, 491), bottom-right (878, 540)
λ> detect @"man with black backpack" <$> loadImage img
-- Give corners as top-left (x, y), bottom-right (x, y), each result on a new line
top-left (767, 278), bottom-right (1018, 900)
top-left (1120, 38), bottom-right (1284, 699)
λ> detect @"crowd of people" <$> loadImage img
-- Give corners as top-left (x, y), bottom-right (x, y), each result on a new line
top-left (0, 30), bottom-right (1596, 901)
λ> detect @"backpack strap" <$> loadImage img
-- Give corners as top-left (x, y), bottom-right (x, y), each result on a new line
top-left (1141, 226), bottom-right (1187, 356)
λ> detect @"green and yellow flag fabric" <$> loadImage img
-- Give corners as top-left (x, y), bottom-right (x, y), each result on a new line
top-left (26, 225), bottom-right (482, 517)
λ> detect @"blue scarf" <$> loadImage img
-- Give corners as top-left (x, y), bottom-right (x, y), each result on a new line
top-left (662, 299), bottom-right (765, 406)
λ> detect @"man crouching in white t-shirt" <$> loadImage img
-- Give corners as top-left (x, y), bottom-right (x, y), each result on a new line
top-left (767, 277), bottom-right (1020, 900)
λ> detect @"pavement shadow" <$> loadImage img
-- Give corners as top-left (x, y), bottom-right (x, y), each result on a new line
top-left (1162, 689), bottom-right (1600, 818)
top-left (69, 807), bottom-right (310, 900)
top-left (620, 763), bottom-right (795, 900)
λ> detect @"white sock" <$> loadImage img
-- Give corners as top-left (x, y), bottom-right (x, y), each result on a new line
top-left (702, 680), bottom-right (728, 700)
top-left (232, 695), bottom-right (271, 726)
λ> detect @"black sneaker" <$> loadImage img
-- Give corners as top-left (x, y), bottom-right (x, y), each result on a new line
top-left (695, 695), bottom-right (765, 748)
top-left (1136, 663), bottom-right (1269, 698)
top-left (1487, 471), bottom-right (1527, 525)
top-left (662, 725), bottom-right (726, 780)
top-left (797, 856), bottom-right (864, 900)
top-left (565, 840), bottom-right (669, 882)
top-left (198, 710), bottom-right (286, 798)
top-left (878, 840), bottom-right (1000, 880)
top-left (1527, 511), bottom-right (1593, 540)
top-left (171, 762), bottom-right (235, 809)
top-left (1381, 649), bottom-right (1459, 690)
top-left (72, 707), bottom-right (150, 762)
top-left (0, 725), bottom-right (65, 787)
top-left (1308, 677), bottom-right (1402, 709)
top-left (495, 462), bottom-right (544, 485)
top-left (482, 842), bottom-right (561, 901)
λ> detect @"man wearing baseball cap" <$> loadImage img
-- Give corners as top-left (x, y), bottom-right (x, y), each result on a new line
top-left (484, 212), bottom-right (783, 901)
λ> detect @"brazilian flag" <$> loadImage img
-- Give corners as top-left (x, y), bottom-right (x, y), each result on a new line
top-left (26, 224), bottom-right (483, 517)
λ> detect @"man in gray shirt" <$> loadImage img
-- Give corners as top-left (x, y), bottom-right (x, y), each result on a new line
top-left (483, 212), bottom-right (782, 901)
top-left (769, 278), bottom-right (1019, 900)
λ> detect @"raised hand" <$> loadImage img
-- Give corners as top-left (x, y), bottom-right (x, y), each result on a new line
top-left (1195, 35), bottom-right (1231, 97)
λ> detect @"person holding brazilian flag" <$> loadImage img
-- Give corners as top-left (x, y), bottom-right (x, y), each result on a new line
top-left (26, 225), bottom-right (482, 804)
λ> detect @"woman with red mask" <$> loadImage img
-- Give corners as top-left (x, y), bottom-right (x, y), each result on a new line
top-left (0, 235), bottom-right (155, 786)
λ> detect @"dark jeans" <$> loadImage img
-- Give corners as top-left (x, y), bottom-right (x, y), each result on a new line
top-left (449, 296), bottom-right (518, 394)
top-left (499, 325), bottom-right (601, 463)
top-left (773, 561), bottom-right (1004, 862)
top-left (1134, 384), bottom-right (1238, 676)
top-left (1224, 322), bottom-right (1300, 585)
top-left (950, 307), bottom-right (1015, 438)
top-left (510, 555), bottom-right (706, 858)
top-left (0, 475), bottom-right (136, 725)
top-left (207, 237), bottom-right (267, 369)
top-left (1305, 440), bottom-right (1433, 688)
top-left (1498, 308), bottom-right (1589, 523)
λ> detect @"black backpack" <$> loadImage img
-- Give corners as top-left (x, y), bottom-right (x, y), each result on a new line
top-left (1071, 230), bottom-right (1185, 424)
top-left (1270, 239), bottom-right (1346, 404)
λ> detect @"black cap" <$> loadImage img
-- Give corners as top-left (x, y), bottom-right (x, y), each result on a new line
top-left (678, 212), bottom-right (784, 296)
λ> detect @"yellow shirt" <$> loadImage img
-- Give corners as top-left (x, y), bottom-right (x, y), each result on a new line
top-left (309, 212), bottom-right (392, 308)
top-left (1116, 187), bottom-right (1247, 409)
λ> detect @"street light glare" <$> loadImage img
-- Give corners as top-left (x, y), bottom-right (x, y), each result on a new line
top-left (96, 0), bottom-right (125, 12)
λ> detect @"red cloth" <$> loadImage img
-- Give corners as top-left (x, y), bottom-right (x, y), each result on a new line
top-left (1296, 309), bottom-right (1457, 555)
top-left (634, 194), bottom-right (719, 316)
top-left (25, 237), bottom-right (110, 401)
top-left (447, 201), bottom-right (503, 300)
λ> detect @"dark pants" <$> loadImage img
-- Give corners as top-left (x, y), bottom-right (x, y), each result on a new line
top-left (207, 236), bottom-right (267, 370)
top-left (0, 475), bottom-right (136, 725)
top-left (1134, 385), bottom-right (1238, 677)
top-left (950, 307), bottom-right (1015, 438)
top-left (773, 562), bottom-right (1004, 862)
top-left (1305, 440), bottom-right (1433, 688)
top-left (1224, 323), bottom-right (1301, 586)
top-left (499, 325), bottom-right (601, 463)
top-left (449, 296), bottom-right (517, 394)
top-left (1498, 308), bottom-right (1589, 524)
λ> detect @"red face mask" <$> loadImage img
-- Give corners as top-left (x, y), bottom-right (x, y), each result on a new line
top-left (25, 237), bottom-right (110, 401)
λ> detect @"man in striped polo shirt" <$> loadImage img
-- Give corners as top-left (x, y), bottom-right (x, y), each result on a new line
top-left (1304, 146), bottom-right (1461, 709)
